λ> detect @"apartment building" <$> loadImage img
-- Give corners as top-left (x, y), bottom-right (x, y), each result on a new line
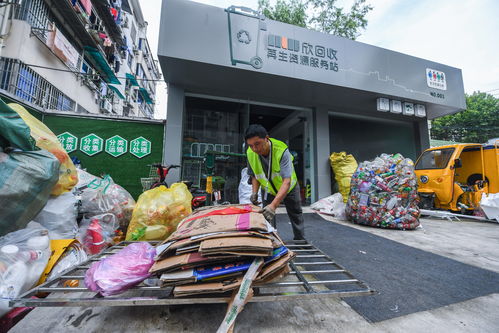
top-left (0, 0), bottom-right (161, 118)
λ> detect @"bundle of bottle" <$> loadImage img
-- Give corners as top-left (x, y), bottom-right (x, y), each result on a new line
top-left (346, 153), bottom-right (420, 230)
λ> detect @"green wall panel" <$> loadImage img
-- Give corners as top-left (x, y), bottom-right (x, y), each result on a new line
top-left (42, 115), bottom-right (164, 199)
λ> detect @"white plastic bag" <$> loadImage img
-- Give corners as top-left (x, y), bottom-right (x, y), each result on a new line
top-left (480, 193), bottom-right (499, 222)
top-left (311, 193), bottom-right (347, 220)
top-left (0, 225), bottom-right (50, 316)
top-left (31, 191), bottom-right (78, 239)
top-left (238, 168), bottom-right (262, 204)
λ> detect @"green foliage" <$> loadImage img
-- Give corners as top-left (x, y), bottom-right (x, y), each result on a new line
top-left (431, 92), bottom-right (499, 143)
top-left (259, 0), bottom-right (307, 28)
top-left (258, 0), bottom-right (373, 40)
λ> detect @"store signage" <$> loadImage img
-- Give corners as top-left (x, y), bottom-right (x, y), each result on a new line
top-left (390, 100), bottom-right (402, 114)
top-left (130, 136), bottom-right (151, 158)
top-left (105, 135), bottom-right (128, 157)
top-left (80, 133), bottom-right (103, 156)
top-left (403, 102), bottom-right (414, 116)
top-left (377, 99), bottom-right (426, 118)
top-left (426, 68), bottom-right (446, 91)
top-left (266, 34), bottom-right (339, 72)
top-left (57, 132), bottom-right (78, 153)
top-left (415, 104), bottom-right (426, 118)
top-left (376, 98), bottom-right (390, 112)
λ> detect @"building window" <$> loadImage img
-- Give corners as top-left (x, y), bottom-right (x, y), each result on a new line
top-left (16, 67), bottom-right (38, 103)
top-left (57, 94), bottom-right (73, 111)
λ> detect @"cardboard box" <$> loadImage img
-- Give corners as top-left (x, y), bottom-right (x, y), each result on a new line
top-left (199, 236), bottom-right (273, 257)
top-left (168, 205), bottom-right (270, 241)
top-left (150, 251), bottom-right (239, 274)
top-left (173, 277), bottom-right (242, 297)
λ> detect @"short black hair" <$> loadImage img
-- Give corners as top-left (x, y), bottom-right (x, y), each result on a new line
top-left (244, 124), bottom-right (268, 140)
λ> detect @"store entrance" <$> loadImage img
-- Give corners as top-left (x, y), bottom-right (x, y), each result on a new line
top-left (182, 95), bottom-right (313, 205)
top-left (249, 104), bottom-right (313, 205)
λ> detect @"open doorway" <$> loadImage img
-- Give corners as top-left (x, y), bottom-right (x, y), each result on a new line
top-left (249, 104), bottom-right (313, 205)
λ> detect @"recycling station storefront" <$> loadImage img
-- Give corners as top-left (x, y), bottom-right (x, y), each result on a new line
top-left (158, 0), bottom-right (466, 204)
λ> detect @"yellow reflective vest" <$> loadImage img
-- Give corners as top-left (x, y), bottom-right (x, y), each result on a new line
top-left (246, 138), bottom-right (297, 196)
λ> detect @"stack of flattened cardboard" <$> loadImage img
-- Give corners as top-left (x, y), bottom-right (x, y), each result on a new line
top-left (150, 205), bottom-right (295, 297)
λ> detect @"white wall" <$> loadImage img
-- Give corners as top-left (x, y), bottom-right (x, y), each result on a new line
top-left (3, 20), bottom-right (100, 113)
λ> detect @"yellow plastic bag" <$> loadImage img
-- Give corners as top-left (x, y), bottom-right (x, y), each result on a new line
top-left (9, 103), bottom-right (78, 196)
top-left (126, 183), bottom-right (193, 241)
top-left (330, 152), bottom-right (358, 203)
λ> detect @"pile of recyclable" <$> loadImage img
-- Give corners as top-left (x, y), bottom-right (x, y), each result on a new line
top-left (346, 153), bottom-right (420, 230)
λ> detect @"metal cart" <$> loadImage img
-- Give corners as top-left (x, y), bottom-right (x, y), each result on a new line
top-left (226, 6), bottom-right (266, 70)
top-left (11, 240), bottom-right (374, 308)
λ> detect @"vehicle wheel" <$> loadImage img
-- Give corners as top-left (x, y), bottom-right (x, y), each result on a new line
top-left (250, 56), bottom-right (263, 69)
top-left (467, 174), bottom-right (488, 186)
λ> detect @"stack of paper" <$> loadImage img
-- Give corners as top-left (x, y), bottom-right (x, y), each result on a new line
top-left (149, 205), bottom-right (295, 297)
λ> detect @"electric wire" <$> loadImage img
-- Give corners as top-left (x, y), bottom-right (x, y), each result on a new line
top-left (23, 63), bottom-right (165, 82)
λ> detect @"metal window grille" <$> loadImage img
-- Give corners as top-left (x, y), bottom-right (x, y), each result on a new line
top-left (0, 57), bottom-right (76, 112)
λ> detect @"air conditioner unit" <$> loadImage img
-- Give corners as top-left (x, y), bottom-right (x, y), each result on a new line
top-left (99, 99), bottom-right (112, 113)
top-left (133, 48), bottom-right (142, 56)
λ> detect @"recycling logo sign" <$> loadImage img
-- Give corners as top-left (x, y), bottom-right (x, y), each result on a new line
top-left (80, 133), bottom-right (103, 156)
top-left (105, 135), bottom-right (128, 157)
top-left (130, 136), bottom-right (151, 158)
top-left (57, 132), bottom-right (78, 153)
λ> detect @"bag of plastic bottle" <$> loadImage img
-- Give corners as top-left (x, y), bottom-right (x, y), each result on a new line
top-left (84, 242), bottom-right (155, 296)
top-left (9, 103), bottom-right (78, 196)
top-left (126, 183), bottom-right (192, 241)
top-left (330, 152), bottom-right (358, 203)
top-left (77, 213), bottom-right (118, 255)
top-left (0, 225), bottom-right (50, 317)
top-left (346, 153), bottom-right (420, 230)
top-left (31, 191), bottom-right (79, 239)
top-left (80, 175), bottom-right (135, 231)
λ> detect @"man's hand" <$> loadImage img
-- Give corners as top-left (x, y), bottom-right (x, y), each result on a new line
top-left (260, 205), bottom-right (275, 222)
top-left (250, 193), bottom-right (260, 206)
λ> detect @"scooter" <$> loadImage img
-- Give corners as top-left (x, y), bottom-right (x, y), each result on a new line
top-left (148, 163), bottom-right (207, 209)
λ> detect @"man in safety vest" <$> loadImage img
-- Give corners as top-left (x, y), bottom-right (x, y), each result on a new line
top-left (245, 124), bottom-right (305, 240)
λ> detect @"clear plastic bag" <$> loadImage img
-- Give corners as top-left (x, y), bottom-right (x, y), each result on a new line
top-left (126, 183), bottom-right (192, 241)
top-left (0, 225), bottom-right (50, 316)
top-left (80, 175), bottom-right (135, 231)
top-left (9, 103), bottom-right (78, 196)
top-left (77, 213), bottom-right (118, 255)
top-left (346, 153), bottom-right (420, 230)
top-left (31, 191), bottom-right (79, 239)
top-left (84, 242), bottom-right (155, 296)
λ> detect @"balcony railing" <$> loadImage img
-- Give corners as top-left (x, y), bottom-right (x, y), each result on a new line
top-left (0, 57), bottom-right (76, 112)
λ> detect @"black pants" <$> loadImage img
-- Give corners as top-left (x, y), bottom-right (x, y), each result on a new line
top-left (263, 184), bottom-right (305, 240)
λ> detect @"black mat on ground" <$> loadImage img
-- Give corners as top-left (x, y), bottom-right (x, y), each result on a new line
top-left (276, 213), bottom-right (499, 322)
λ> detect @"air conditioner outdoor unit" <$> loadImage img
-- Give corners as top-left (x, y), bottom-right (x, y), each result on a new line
top-left (133, 49), bottom-right (142, 56)
top-left (100, 99), bottom-right (112, 113)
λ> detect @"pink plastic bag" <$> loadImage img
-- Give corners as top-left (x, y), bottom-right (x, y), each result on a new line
top-left (84, 242), bottom-right (155, 296)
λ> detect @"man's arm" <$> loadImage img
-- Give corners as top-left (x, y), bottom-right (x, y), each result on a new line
top-left (268, 177), bottom-right (291, 210)
top-left (251, 176), bottom-right (260, 193)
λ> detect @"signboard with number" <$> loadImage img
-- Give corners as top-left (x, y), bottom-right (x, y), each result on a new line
top-left (105, 135), bottom-right (128, 157)
top-left (57, 132), bottom-right (78, 153)
top-left (130, 136), bottom-right (151, 158)
top-left (80, 133), bottom-right (103, 156)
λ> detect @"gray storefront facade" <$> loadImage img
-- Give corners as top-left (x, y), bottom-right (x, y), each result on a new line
top-left (158, 0), bottom-right (466, 203)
